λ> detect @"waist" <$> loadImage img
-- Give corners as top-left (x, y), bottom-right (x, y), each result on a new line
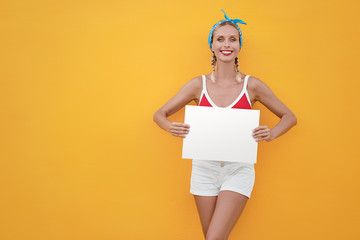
top-left (192, 159), bottom-right (253, 166)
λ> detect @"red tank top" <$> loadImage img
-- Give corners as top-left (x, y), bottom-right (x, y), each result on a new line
top-left (198, 75), bottom-right (252, 109)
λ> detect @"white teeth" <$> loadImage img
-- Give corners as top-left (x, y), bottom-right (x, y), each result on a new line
top-left (222, 51), bottom-right (232, 54)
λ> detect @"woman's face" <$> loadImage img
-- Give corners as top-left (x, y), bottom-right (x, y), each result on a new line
top-left (211, 24), bottom-right (240, 63)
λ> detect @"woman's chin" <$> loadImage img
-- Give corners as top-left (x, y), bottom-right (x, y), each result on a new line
top-left (217, 57), bottom-right (236, 63)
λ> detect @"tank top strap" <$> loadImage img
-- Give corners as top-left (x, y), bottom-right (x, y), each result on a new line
top-left (201, 75), bottom-right (207, 91)
top-left (243, 75), bottom-right (250, 92)
top-left (198, 75), bottom-right (207, 104)
top-left (243, 75), bottom-right (252, 108)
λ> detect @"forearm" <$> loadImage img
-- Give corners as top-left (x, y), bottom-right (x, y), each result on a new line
top-left (270, 113), bottom-right (297, 140)
top-left (153, 110), bottom-right (172, 132)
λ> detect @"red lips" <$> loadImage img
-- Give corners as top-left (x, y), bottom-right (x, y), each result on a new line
top-left (220, 50), bottom-right (233, 56)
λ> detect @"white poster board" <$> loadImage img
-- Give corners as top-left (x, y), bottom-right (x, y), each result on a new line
top-left (182, 105), bottom-right (260, 163)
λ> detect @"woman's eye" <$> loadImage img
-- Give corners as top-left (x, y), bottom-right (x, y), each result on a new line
top-left (217, 38), bottom-right (223, 41)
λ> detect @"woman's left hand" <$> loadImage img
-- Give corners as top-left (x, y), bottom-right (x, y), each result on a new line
top-left (252, 126), bottom-right (273, 142)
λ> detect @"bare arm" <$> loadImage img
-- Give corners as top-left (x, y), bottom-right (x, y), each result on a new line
top-left (153, 77), bottom-right (202, 137)
top-left (251, 77), bottom-right (297, 142)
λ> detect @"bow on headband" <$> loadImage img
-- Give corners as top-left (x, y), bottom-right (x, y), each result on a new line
top-left (208, 9), bottom-right (247, 50)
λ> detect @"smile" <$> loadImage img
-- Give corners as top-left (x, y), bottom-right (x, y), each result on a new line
top-left (220, 50), bottom-right (233, 56)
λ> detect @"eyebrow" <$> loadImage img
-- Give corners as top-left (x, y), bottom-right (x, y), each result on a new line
top-left (215, 34), bottom-right (238, 37)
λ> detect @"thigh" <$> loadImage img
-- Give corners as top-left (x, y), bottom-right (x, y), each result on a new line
top-left (206, 190), bottom-right (248, 240)
top-left (193, 195), bottom-right (218, 237)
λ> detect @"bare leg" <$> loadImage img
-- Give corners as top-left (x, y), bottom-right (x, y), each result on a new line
top-left (206, 190), bottom-right (248, 240)
top-left (193, 195), bottom-right (218, 238)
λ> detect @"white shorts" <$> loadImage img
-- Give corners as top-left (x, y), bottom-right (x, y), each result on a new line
top-left (190, 159), bottom-right (255, 199)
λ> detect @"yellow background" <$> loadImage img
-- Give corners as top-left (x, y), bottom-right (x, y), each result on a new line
top-left (1, 0), bottom-right (359, 239)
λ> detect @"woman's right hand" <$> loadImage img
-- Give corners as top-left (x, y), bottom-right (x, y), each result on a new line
top-left (169, 122), bottom-right (190, 138)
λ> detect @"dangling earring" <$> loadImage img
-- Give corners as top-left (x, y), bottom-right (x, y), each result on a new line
top-left (235, 57), bottom-right (242, 82)
top-left (211, 51), bottom-right (216, 82)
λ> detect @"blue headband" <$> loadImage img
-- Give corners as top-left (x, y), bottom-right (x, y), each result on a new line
top-left (208, 9), bottom-right (247, 50)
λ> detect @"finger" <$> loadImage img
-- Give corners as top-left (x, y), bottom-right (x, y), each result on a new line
top-left (257, 136), bottom-right (270, 142)
top-left (256, 136), bottom-right (267, 142)
top-left (171, 132), bottom-right (184, 137)
top-left (258, 132), bottom-right (270, 137)
top-left (172, 126), bottom-right (189, 129)
top-left (171, 127), bottom-right (190, 133)
top-left (253, 130), bottom-right (270, 137)
top-left (171, 128), bottom-right (189, 134)
top-left (172, 122), bottom-right (190, 128)
top-left (252, 129), bottom-right (270, 137)
top-left (172, 133), bottom-right (186, 138)
top-left (171, 126), bottom-right (190, 132)
top-left (253, 129), bottom-right (269, 135)
top-left (171, 129), bottom-right (188, 135)
top-left (255, 126), bottom-right (268, 131)
top-left (252, 126), bottom-right (268, 132)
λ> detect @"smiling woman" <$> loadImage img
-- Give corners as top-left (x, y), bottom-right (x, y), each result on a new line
top-left (153, 9), bottom-right (297, 240)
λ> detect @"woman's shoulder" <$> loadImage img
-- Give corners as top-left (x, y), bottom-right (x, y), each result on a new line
top-left (184, 75), bottom-right (204, 90)
top-left (174, 75), bottom-right (204, 98)
top-left (247, 74), bottom-right (276, 102)
top-left (189, 75), bottom-right (203, 83)
top-left (247, 74), bottom-right (267, 90)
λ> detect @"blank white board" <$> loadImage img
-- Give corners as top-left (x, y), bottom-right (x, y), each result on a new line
top-left (182, 105), bottom-right (260, 163)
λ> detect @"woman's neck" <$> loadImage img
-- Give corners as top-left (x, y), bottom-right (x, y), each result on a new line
top-left (215, 61), bottom-right (238, 82)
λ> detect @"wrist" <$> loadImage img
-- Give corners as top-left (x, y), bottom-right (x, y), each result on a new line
top-left (269, 129), bottom-right (276, 141)
top-left (165, 121), bottom-right (172, 132)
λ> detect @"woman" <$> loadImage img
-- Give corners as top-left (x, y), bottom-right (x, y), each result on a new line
top-left (153, 9), bottom-right (297, 240)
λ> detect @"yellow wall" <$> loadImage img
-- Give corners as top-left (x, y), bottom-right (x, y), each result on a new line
top-left (1, 0), bottom-right (359, 239)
